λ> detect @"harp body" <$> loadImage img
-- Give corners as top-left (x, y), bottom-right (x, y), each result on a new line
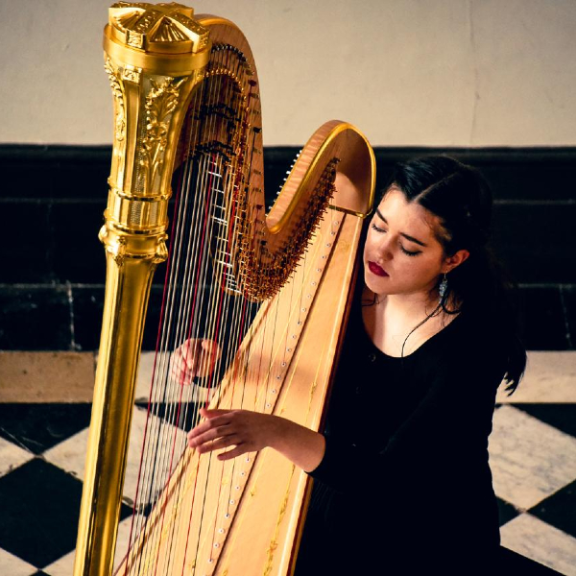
top-left (74, 4), bottom-right (375, 576)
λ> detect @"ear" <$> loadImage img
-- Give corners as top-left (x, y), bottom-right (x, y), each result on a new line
top-left (440, 249), bottom-right (470, 274)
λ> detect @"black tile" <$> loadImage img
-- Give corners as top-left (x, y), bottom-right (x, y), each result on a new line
top-left (0, 458), bottom-right (83, 567)
top-left (513, 404), bottom-right (576, 438)
top-left (0, 285), bottom-right (72, 350)
top-left (262, 147), bottom-right (300, 207)
top-left (135, 401), bottom-right (201, 432)
top-left (528, 479), bottom-right (576, 539)
top-left (483, 162), bottom-right (576, 202)
top-left (73, 284), bottom-right (164, 352)
top-left (498, 546), bottom-right (564, 575)
top-left (51, 202), bottom-right (106, 284)
top-left (517, 286), bottom-right (568, 350)
top-left (142, 285), bottom-right (166, 351)
top-left (0, 458), bottom-right (132, 568)
top-left (492, 204), bottom-right (576, 285)
top-left (0, 145), bottom-right (112, 200)
top-left (72, 285), bottom-right (105, 351)
top-left (0, 202), bottom-right (54, 283)
top-left (496, 496), bottom-right (520, 527)
top-left (54, 160), bottom-right (110, 200)
top-left (0, 404), bottom-right (92, 455)
top-left (562, 285), bottom-right (576, 350)
top-left (3, 160), bottom-right (55, 201)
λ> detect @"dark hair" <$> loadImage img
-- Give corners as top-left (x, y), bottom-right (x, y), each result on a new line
top-left (383, 155), bottom-right (526, 394)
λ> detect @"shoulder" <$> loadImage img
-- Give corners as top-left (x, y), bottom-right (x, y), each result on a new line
top-left (425, 311), bottom-right (509, 397)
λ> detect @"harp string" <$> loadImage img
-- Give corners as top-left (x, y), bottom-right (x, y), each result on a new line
top-left (177, 45), bottom-right (258, 574)
top-left (120, 36), bottom-right (345, 573)
top-left (206, 207), bottom-right (338, 570)
top-left (127, 63), bottom-right (221, 571)
top-left (124, 140), bottom-right (190, 574)
top-left (172, 73), bottom-right (234, 573)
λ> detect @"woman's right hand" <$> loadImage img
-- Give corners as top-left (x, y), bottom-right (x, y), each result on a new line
top-left (171, 339), bottom-right (221, 385)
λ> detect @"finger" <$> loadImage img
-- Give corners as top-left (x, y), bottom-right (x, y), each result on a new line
top-left (181, 340), bottom-right (199, 369)
top-left (200, 408), bottom-right (234, 418)
top-left (188, 415), bottom-right (232, 439)
top-left (188, 425), bottom-right (235, 448)
top-left (201, 339), bottom-right (221, 361)
top-left (217, 444), bottom-right (249, 461)
top-left (196, 435), bottom-right (241, 454)
top-left (172, 367), bottom-right (193, 386)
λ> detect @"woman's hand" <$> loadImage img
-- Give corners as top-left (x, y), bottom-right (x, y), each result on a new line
top-left (171, 339), bottom-right (221, 384)
top-left (187, 408), bottom-right (326, 472)
top-left (187, 408), bottom-right (274, 460)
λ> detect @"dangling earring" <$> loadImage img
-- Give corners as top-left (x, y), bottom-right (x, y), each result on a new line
top-left (438, 273), bottom-right (448, 300)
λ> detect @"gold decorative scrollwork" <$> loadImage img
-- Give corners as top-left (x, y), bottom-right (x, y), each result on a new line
top-left (104, 58), bottom-right (126, 142)
top-left (139, 76), bottom-right (186, 193)
top-left (109, 2), bottom-right (209, 54)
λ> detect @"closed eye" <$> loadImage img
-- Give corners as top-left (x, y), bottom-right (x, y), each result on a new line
top-left (400, 246), bottom-right (421, 257)
top-left (372, 223), bottom-right (421, 256)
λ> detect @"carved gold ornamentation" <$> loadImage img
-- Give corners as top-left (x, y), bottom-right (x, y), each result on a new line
top-left (104, 58), bottom-right (126, 142)
top-left (74, 6), bottom-right (212, 576)
top-left (109, 2), bottom-right (209, 54)
top-left (139, 76), bottom-right (186, 193)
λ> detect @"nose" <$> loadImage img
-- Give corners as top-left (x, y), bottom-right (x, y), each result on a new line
top-left (375, 234), bottom-right (394, 262)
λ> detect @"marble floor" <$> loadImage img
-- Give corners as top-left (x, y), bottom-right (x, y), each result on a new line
top-left (0, 351), bottom-right (575, 575)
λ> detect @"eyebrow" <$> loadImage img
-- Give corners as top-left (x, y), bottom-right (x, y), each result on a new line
top-left (375, 209), bottom-right (428, 247)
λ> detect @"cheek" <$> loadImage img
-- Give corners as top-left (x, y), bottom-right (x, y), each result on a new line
top-left (398, 255), bottom-right (443, 282)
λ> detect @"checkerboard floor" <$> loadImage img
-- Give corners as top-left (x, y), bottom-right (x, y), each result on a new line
top-left (0, 352), bottom-right (575, 575)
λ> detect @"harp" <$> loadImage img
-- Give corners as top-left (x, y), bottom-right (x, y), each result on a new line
top-left (74, 3), bottom-right (375, 575)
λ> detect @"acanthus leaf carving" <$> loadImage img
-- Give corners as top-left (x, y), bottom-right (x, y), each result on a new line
top-left (104, 58), bottom-right (126, 142)
top-left (138, 76), bottom-right (186, 192)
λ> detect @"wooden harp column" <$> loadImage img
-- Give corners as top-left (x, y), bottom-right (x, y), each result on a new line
top-left (74, 3), bottom-right (376, 576)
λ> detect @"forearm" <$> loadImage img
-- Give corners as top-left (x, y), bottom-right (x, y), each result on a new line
top-left (267, 416), bottom-right (326, 473)
top-left (188, 408), bottom-right (326, 472)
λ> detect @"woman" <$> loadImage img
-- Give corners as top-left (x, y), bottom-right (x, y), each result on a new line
top-left (180, 156), bottom-right (527, 574)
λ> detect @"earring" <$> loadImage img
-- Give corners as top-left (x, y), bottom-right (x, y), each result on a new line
top-left (438, 274), bottom-right (448, 299)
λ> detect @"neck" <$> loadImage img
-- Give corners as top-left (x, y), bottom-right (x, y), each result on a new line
top-left (366, 286), bottom-right (441, 322)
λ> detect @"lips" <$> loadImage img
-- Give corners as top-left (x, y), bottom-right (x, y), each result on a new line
top-left (368, 261), bottom-right (389, 277)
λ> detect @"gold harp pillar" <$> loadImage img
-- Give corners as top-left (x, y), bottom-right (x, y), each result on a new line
top-left (74, 4), bottom-right (211, 576)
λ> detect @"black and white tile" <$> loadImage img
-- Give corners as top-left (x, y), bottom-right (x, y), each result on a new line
top-left (0, 352), bottom-right (575, 575)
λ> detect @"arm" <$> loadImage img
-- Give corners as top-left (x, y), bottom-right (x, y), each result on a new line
top-left (187, 408), bottom-right (326, 473)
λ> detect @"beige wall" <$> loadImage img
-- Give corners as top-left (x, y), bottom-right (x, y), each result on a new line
top-left (1, 0), bottom-right (575, 146)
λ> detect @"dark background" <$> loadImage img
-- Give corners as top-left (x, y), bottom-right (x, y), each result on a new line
top-left (1, 145), bottom-right (574, 352)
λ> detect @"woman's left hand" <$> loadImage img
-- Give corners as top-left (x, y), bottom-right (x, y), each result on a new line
top-left (187, 408), bottom-right (276, 461)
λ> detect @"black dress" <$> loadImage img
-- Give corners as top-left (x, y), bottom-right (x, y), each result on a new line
top-left (294, 282), bottom-right (507, 575)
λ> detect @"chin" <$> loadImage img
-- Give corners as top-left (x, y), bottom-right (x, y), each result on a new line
top-left (363, 270), bottom-right (389, 296)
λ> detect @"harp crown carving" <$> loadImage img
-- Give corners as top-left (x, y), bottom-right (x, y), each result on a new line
top-left (109, 2), bottom-right (209, 54)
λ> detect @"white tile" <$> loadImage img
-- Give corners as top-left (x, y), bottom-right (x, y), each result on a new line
top-left (0, 548), bottom-right (37, 576)
top-left (113, 514), bottom-right (147, 571)
top-left (489, 405), bottom-right (576, 510)
top-left (496, 351), bottom-right (576, 404)
top-left (0, 437), bottom-right (33, 478)
top-left (501, 513), bottom-right (576, 576)
top-left (44, 406), bottom-right (187, 503)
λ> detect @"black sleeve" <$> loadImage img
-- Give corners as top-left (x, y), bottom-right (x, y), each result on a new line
top-left (309, 343), bottom-right (504, 494)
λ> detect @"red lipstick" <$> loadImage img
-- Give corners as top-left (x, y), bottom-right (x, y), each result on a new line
top-left (368, 261), bottom-right (388, 277)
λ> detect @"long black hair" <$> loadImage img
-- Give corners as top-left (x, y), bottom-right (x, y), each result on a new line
top-left (383, 155), bottom-right (526, 394)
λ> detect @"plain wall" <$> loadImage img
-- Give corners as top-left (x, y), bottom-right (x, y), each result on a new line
top-left (1, 0), bottom-right (575, 147)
